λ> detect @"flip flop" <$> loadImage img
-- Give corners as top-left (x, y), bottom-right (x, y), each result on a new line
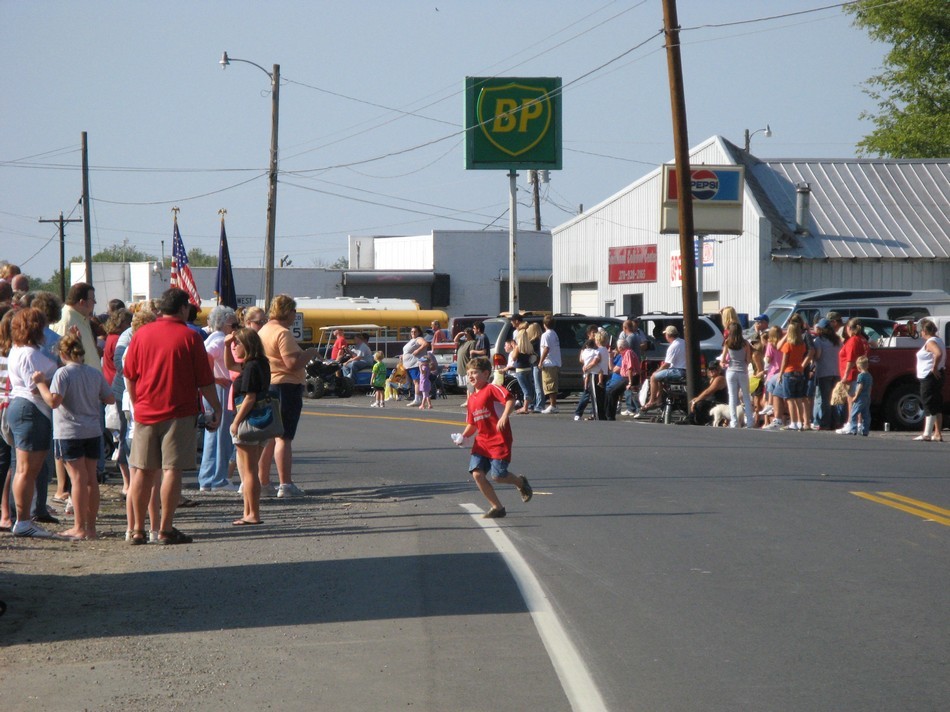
top-left (232, 519), bottom-right (262, 526)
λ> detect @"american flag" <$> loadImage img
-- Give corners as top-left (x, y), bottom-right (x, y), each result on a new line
top-left (170, 220), bottom-right (201, 306)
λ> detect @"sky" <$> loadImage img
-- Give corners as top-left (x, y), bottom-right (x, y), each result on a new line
top-left (0, 0), bottom-right (888, 283)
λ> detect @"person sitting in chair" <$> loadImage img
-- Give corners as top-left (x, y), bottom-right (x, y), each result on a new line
top-left (642, 325), bottom-right (687, 410)
top-left (340, 332), bottom-right (373, 379)
top-left (688, 360), bottom-right (728, 424)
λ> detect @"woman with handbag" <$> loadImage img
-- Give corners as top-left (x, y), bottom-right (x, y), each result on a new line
top-left (229, 327), bottom-right (276, 526)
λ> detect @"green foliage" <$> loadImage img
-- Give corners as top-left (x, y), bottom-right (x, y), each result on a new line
top-left (847, 0), bottom-right (950, 157)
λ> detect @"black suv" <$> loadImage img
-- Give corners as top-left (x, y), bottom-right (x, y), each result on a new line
top-left (484, 314), bottom-right (625, 395)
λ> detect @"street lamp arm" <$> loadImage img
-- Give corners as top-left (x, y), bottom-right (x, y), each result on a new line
top-left (220, 51), bottom-right (273, 81)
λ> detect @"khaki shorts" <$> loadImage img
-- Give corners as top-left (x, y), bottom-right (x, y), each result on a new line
top-left (541, 366), bottom-right (560, 395)
top-left (129, 416), bottom-right (198, 471)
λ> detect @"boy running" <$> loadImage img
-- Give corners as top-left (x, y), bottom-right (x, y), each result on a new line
top-left (453, 357), bottom-right (532, 518)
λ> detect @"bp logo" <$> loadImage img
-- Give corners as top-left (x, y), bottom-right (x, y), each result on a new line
top-left (476, 83), bottom-right (553, 158)
top-left (690, 169), bottom-right (719, 200)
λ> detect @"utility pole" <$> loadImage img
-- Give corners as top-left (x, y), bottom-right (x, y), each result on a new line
top-left (81, 131), bottom-right (93, 288)
top-left (662, 0), bottom-right (701, 401)
top-left (38, 212), bottom-right (82, 301)
top-left (508, 169), bottom-right (519, 315)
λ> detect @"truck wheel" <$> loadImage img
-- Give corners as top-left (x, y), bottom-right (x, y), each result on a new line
top-left (305, 376), bottom-right (326, 399)
top-left (884, 381), bottom-right (924, 430)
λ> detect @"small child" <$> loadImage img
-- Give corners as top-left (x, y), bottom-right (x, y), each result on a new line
top-left (452, 357), bottom-right (532, 519)
top-left (417, 354), bottom-right (432, 409)
top-left (843, 355), bottom-right (873, 436)
top-left (33, 333), bottom-right (115, 540)
top-left (370, 351), bottom-right (386, 408)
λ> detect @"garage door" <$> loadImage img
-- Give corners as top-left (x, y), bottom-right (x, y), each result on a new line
top-left (567, 284), bottom-right (598, 315)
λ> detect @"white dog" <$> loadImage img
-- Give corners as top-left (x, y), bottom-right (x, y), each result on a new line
top-left (710, 403), bottom-right (745, 427)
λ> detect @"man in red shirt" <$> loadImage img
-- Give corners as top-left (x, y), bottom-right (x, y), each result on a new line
top-left (124, 288), bottom-right (220, 545)
top-left (452, 357), bottom-right (532, 519)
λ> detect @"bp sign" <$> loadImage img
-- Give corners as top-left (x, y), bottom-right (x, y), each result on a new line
top-left (465, 77), bottom-right (562, 170)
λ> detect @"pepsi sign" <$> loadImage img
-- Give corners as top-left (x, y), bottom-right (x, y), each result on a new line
top-left (660, 164), bottom-right (745, 235)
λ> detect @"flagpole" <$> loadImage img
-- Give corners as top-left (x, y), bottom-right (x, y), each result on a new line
top-left (218, 209), bottom-right (227, 306)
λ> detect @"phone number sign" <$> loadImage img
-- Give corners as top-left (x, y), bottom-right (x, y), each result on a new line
top-left (608, 245), bottom-right (657, 284)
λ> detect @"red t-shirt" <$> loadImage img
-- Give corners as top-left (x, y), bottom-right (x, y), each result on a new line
top-left (466, 382), bottom-right (513, 461)
top-left (331, 335), bottom-right (349, 361)
top-left (102, 333), bottom-right (119, 386)
top-left (838, 335), bottom-right (870, 382)
top-left (123, 317), bottom-right (214, 424)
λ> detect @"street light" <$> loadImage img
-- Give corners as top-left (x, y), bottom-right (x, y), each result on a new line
top-left (220, 51), bottom-right (280, 311)
top-left (744, 124), bottom-right (772, 152)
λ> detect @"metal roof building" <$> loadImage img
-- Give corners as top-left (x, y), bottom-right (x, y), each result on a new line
top-left (551, 135), bottom-right (950, 318)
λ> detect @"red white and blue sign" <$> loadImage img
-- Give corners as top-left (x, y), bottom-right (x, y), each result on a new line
top-left (665, 167), bottom-right (742, 202)
top-left (660, 164), bottom-right (745, 235)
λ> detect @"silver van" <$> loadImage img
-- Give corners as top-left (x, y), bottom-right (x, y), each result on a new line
top-left (761, 289), bottom-right (950, 329)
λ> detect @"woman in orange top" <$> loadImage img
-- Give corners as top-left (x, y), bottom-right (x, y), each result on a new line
top-left (778, 322), bottom-right (808, 430)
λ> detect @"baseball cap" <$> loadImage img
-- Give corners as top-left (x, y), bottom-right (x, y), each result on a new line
top-left (753, 314), bottom-right (769, 322)
top-left (663, 325), bottom-right (678, 336)
top-left (825, 311), bottom-right (841, 321)
top-left (816, 318), bottom-right (830, 329)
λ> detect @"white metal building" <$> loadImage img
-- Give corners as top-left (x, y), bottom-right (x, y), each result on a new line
top-left (348, 229), bottom-right (552, 316)
top-left (552, 135), bottom-right (950, 319)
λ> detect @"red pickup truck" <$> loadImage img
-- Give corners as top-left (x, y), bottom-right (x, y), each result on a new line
top-left (867, 317), bottom-right (950, 430)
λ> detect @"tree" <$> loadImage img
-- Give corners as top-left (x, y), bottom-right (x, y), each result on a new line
top-left (846, 0), bottom-right (950, 157)
top-left (311, 256), bottom-right (349, 269)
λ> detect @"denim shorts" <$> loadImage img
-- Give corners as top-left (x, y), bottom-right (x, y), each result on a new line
top-left (8, 398), bottom-right (52, 452)
top-left (653, 367), bottom-right (685, 382)
top-left (468, 454), bottom-right (509, 480)
top-left (55, 436), bottom-right (102, 462)
top-left (782, 372), bottom-right (807, 399)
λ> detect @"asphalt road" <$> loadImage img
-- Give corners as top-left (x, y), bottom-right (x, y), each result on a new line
top-left (303, 392), bottom-right (949, 712)
top-left (3, 392), bottom-right (946, 711)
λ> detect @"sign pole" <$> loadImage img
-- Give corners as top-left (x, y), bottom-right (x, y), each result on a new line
top-left (508, 169), bottom-right (519, 315)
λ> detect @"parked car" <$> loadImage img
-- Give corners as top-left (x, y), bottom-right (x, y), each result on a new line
top-left (760, 288), bottom-right (950, 330)
top-left (635, 313), bottom-right (725, 366)
top-left (485, 314), bottom-right (625, 395)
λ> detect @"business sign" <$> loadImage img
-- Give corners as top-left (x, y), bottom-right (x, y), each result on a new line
top-left (608, 245), bottom-right (657, 284)
top-left (660, 164), bottom-right (744, 234)
top-left (465, 77), bottom-right (562, 170)
top-left (670, 242), bottom-right (715, 286)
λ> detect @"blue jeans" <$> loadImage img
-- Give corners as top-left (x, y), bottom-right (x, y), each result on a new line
top-left (848, 397), bottom-right (871, 435)
top-left (532, 366), bottom-right (545, 411)
top-left (514, 369), bottom-right (537, 411)
top-left (197, 384), bottom-right (235, 489)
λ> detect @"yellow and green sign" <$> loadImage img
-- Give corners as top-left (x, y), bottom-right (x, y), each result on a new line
top-left (465, 76), bottom-right (562, 170)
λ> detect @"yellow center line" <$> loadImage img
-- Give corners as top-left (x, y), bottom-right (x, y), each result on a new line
top-left (851, 491), bottom-right (950, 527)
top-left (303, 410), bottom-right (465, 427)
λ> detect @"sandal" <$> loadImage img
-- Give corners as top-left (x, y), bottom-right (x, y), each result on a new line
top-left (158, 527), bottom-right (193, 545)
top-left (482, 507), bottom-right (507, 519)
top-left (129, 530), bottom-right (147, 546)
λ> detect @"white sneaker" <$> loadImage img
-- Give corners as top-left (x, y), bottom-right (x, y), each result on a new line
top-left (620, 410), bottom-right (634, 417)
top-left (762, 420), bottom-right (783, 430)
top-left (758, 405), bottom-right (774, 416)
top-left (261, 483), bottom-right (278, 497)
top-left (12, 521), bottom-right (54, 538)
top-left (277, 482), bottom-right (305, 498)
top-left (542, 405), bottom-right (558, 414)
top-left (573, 415), bottom-right (581, 421)
top-left (149, 530), bottom-right (159, 543)
top-left (836, 426), bottom-right (855, 435)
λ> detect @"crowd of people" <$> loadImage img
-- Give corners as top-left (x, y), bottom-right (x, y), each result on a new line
top-left (2, 255), bottom-right (945, 540)
top-left (0, 261), bottom-right (320, 542)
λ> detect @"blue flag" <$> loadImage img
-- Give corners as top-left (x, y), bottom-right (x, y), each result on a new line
top-left (214, 217), bottom-right (237, 309)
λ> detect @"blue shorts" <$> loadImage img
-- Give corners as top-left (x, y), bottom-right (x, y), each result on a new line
top-left (653, 367), bottom-right (685, 382)
top-left (8, 398), bottom-right (52, 452)
top-left (55, 436), bottom-right (102, 462)
top-left (275, 384), bottom-right (303, 440)
top-left (468, 454), bottom-right (509, 480)
top-left (407, 367), bottom-right (420, 381)
top-left (782, 372), bottom-right (807, 399)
